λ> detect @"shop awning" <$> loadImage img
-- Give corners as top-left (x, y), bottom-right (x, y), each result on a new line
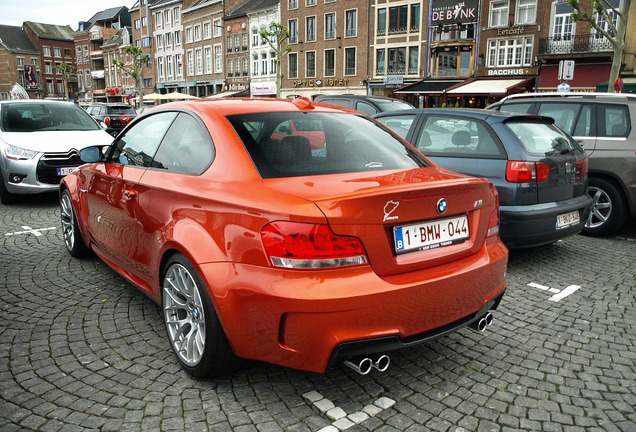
top-left (394, 79), bottom-right (464, 95)
top-left (595, 77), bottom-right (636, 93)
top-left (445, 77), bottom-right (535, 96)
top-left (538, 63), bottom-right (610, 92)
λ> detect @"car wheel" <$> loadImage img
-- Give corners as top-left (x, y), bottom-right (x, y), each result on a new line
top-left (60, 190), bottom-right (91, 257)
top-left (0, 172), bottom-right (17, 205)
top-left (582, 177), bottom-right (627, 237)
top-left (162, 254), bottom-right (237, 378)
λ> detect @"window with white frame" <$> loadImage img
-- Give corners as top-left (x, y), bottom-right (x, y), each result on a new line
top-left (270, 51), bottom-right (276, 74)
top-left (156, 34), bottom-right (163, 50)
top-left (53, 48), bottom-right (61, 57)
top-left (158, 56), bottom-right (164, 79)
top-left (489, 1), bottom-right (509, 27)
top-left (552, 2), bottom-right (574, 40)
top-left (45, 61), bottom-right (52, 74)
top-left (213, 19), bottom-right (222, 37)
top-left (195, 48), bottom-right (203, 74)
top-left (174, 6), bottom-right (180, 23)
top-left (593, 0), bottom-right (620, 38)
top-left (261, 52), bottom-right (268, 75)
top-left (85, 70), bottom-right (91, 87)
top-left (164, 10), bottom-right (170, 25)
top-left (289, 0), bottom-right (298, 10)
top-left (205, 47), bottom-right (212, 73)
top-left (155, 12), bottom-right (161, 28)
top-left (214, 45), bottom-right (222, 73)
top-left (204, 22), bottom-right (211, 39)
top-left (411, 4), bottom-right (421, 31)
top-left (324, 49), bottom-right (335, 76)
top-left (325, 13), bottom-right (336, 39)
top-left (167, 55), bottom-right (173, 79)
top-left (306, 51), bottom-right (316, 77)
top-left (165, 32), bottom-right (172, 48)
top-left (344, 47), bottom-right (356, 75)
top-left (288, 19), bottom-right (298, 43)
top-left (242, 33), bottom-right (248, 50)
top-left (83, 45), bottom-right (88, 60)
top-left (345, 10), bottom-right (357, 37)
top-left (289, 52), bottom-right (298, 78)
top-left (516, 0), bottom-right (536, 24)
top-left (175, 30), bottom-right (181, 46)
top-left (186, 27), bottom-right (193, 43)
top-left (235, 58), bottom-right (241, 74)
top-left (194, 25), bottom-right (202, 41)
top-left (307, 0), bottom-right (316, 5)
top-left (487, 36), bottom-right (534, 67)
top-left (243, 57), bottom-right (249, 75)
top-left (57, 80), bottom-right (64, 94)
top-left (253, 53), bottom-right (259, 75)
top-left (176, 53), bottom-right (183, 77)
top-left (306, 16), bottom-right (316, 41)
top-left (187, 50), bottom-right (194, 75)
top-left (43, 47), bottom-right (51, 57)
top-left (76, 47), bottom-right (82, 63)
top-left (227, 59), bottom-right (233, 76)
top-left (377, 8), bottom-right (387, 35)
top-left (252, 27), bottom-right (260, 46)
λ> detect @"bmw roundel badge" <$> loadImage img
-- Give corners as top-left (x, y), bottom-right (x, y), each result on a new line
top-left (437, 198), bottom-right (448, 214)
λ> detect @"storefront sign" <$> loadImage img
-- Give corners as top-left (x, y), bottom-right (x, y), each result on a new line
top-left (384, 75), bottom-right (404, 85)
top-left (496, 26), bottom-right (526, 36)
top-left (291, 78), bottom-right (350, 87)
top-left (487, 68), bottom-right (528, 76)
top-left (251, 82), bottom-right (276, 95)
top-left (431, 0), bottom-right (479, 25)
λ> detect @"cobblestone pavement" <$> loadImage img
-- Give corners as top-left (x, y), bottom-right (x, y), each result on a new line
top-left (1, 193), bottom-right (635, 432)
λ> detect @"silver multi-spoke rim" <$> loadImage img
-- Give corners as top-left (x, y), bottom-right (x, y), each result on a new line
top-left (163, 263), bottom-right (206, 367)
top-left (585, 186), bottom-right (612, 229)
top-left (60, 193), bottom-right (75, 251)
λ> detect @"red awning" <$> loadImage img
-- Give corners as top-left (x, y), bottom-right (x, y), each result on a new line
top-left (537, 63), bottom-right (611, 91)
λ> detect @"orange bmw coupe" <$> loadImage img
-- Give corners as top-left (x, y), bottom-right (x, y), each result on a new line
top-left (60, 97), bottom-right (508, 378)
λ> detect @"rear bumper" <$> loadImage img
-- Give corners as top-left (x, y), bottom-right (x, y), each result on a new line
top-left (200, 238), bottom-right (508, 373)
top-left (500, 194), bottom-right (592, 248)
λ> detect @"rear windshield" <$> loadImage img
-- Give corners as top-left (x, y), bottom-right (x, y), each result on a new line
top-left (372, 99), bottom-right (414, 112)
top-left (505, 120), bottom-right (582, 156)
top-left (1, 102), bottom-right (101, 132)
top-left (227, 112), bottom-right (428, 178)
top-left (108, 106), bottom-right (137, 115)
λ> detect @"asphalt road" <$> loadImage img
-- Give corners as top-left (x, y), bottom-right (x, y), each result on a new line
top-left (1, 192), bottom-right (635, 432)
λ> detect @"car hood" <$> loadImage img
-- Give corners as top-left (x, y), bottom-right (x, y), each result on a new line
top-left (0, 130), bottom-right (112, 152)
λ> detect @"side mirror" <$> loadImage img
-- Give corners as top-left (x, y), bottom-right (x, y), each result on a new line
top-left (79, 146), bottom-right (103, 163)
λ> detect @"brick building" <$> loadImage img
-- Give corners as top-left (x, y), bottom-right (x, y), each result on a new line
top-left (0, 25), bottom-right (40, 100)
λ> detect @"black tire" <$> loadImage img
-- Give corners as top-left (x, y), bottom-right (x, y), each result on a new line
top-left (582, 177), bottom-right (628, 237)
top-left (0, 172), bottom-right (17, 205)
top-left (60, 190), bottom-right (91, 257)
top-left (162, 254), bottom-right (237, 378)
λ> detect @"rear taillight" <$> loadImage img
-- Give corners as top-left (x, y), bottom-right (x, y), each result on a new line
top-left (505, 161), bottom-right (550, 183)
top-left (104, 116), bottom-right (111, 126)
top-left (261, 222), bottom-right (368, 269)
top-left (487, 184), bottom-right (500, 238)
top-left (576, 157), bottom-right (588, 177)
top-left (121, 115), bottom-right (131, 124)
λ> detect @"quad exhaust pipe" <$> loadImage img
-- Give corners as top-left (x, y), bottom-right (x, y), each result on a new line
top-left (470, 311), bottom-right (494, 332)
top-left (344, 354), bottom-right (390, 375)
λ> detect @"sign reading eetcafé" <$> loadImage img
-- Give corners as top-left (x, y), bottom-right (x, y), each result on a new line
top-left (431, 0), bottom-right (479, 25)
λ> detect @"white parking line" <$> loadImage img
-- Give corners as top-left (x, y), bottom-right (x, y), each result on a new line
top-left (4, 226), bottom-right (57, 237)
top-left (527, 282), bottom-right (581, 302)
top-left (303, 391), bottom-right (395, 431)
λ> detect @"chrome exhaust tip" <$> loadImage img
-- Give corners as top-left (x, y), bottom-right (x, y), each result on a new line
top-left (372, 354), bottom-right (390, 372)
top-left (470, 311), bottom-right (494, 332)
top-left (344, 357), bottom-right (373, 375)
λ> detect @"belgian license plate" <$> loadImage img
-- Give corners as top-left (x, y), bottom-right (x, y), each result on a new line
top-left (57, 167), bottom-right (75, 176)
top-left (394, 215), bottom-right (469, 254)
top-left (556, 210), bottom-right (580, 229)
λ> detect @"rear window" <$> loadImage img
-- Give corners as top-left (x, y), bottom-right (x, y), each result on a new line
top-left (108, 105), bottom-right (137, 115)
top-left (505, 120), bottom-right (581, 156)
top-left (371, 99), bottom-right (414, 112)
top-left (227, 112), bottom-right (428, 178)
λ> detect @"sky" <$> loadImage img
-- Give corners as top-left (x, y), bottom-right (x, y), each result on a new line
top-left (0, 0), bottom-right (137, 30)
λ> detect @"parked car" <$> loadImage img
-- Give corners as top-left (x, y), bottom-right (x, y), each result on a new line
top-left (60, 97), bottom-right (508, 378)
top-left (375, 108), bottom-right (592, 248)
top-left (489, 92), bottom-right (636, 236)
top-left (85, 102), bottom-right (137, 137)
top-left (314, 94), bottom-right (414, 115)
top-left (0, 100), bottom-right (113, 205)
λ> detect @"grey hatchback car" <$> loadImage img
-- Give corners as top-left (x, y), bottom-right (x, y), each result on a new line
top-left (375, 108), bottom-right (592, 248)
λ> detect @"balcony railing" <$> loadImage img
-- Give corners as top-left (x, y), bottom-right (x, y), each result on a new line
top-left (539, 34), bottom-right (613, 55)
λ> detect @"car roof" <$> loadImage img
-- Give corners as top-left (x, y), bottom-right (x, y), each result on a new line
top-left (497, 92), bottom-right (636, 103)
top-left (374, 107), bottom-right (555, 123)
top-left (315, 94), bottom-right (402, 101)
top-left (146, 97), bottom-right (356, 117)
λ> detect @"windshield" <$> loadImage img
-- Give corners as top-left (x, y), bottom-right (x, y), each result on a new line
top-left (505, 120), bottom-right (582, 156)
top-left (228, 112), bottom-right (428, 178)
top-left (1, 102), bottom-right (101, 132)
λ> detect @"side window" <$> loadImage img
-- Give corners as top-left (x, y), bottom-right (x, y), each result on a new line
top-left (376, 114), bottom-right (417, 139)
top-left (355, 101), bottom-right (378, 115)
top-left (598, 104), bottom-right (630, 137)
top-left (152, 113), bottom-right (214, 175)
top-left (572, 105), bottom-right (594, 137)
top-left (536, 102), bottom-right (582, 135)
top-left (497, 102), bottom-right (532, 114)
top-left (109, 112), bottom-right (177, 167)
top-left (421, 116), bottom-right (505, 158)
top-left (321, 98), bottom-right (352, 108)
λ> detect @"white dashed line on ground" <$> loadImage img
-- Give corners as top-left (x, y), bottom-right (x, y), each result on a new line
top-left (5, 226), bottom-right (57, 237)
top-left (528, 282), bottom-right (581, 302)
top-left (303, 391), bottom-right (396, 431)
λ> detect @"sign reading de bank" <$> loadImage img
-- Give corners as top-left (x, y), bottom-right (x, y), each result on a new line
top-left (431, 0), bottom-right (479, 25)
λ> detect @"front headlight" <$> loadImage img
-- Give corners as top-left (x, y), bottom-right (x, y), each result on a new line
top-left (4, 145), bottom-right (39, 160)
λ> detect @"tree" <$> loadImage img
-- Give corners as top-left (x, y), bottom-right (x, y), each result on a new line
top-left (568, 0), bottom-right (631, 92)
top-left (53, 62), bottom-right (77, 101)
top-left (113, 45), bottom-right (150, 107)
top-left (259, 22), bottom-right (292, 98)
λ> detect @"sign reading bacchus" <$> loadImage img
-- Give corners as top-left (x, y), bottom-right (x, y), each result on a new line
top-left (431, 0), bottom-right (479, 25)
